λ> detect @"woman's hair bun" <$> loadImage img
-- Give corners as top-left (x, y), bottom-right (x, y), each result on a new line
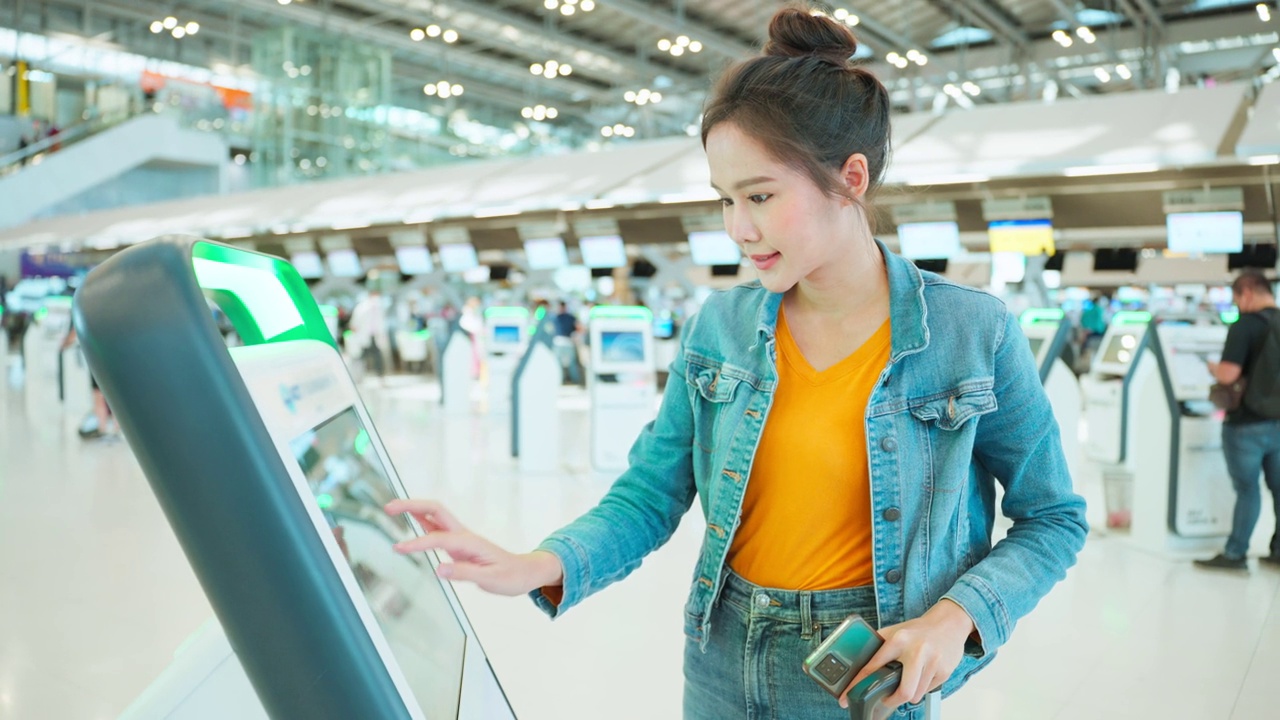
top-left (762, 6), bottom-right (859, 64)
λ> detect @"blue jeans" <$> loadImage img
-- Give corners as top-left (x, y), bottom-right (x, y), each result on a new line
top-left (1222, 420), bottom-right (1280, 559)
top-left (684, 570), bottom-right (921, 720)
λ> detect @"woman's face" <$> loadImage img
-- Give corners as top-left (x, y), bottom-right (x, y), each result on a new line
top-left (705, 122), bottom-right (861, 294)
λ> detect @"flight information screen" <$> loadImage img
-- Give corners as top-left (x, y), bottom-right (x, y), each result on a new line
top-left (291, 408), bottom-right (467, 718)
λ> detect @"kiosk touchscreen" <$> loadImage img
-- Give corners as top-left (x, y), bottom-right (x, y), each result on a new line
top-left (74, 237), bottom-right (515, 720)
top-left (588, 306), bottom-right (656, 471)
top-left (483, 307), bottom-right (529, 414)
top-left (1080, 311), bottom-right (1151, 466)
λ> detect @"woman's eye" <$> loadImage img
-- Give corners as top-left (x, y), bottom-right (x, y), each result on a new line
top-left (748, 194), bottom-right (770, 205)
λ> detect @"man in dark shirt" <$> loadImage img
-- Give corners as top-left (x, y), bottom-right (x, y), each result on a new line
top-left (552, 302), bottom-right (583, 385)
top-left (1197, 271), bottom-right (1280, 571)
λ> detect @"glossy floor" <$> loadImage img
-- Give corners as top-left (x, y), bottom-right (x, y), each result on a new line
top-left (2, 362), bottom-right (1278, 720)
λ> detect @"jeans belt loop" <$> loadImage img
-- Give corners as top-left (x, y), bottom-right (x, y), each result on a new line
top-left (800, 590), bottom-right (814, 639)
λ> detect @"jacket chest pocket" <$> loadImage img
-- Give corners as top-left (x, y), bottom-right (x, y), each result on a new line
top-left (908, 383), bottom-right (997, 492)
top-left (686, 362), bottom-right (748, 456)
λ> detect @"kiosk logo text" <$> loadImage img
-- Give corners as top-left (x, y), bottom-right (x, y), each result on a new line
top-left (279, 377), bottom-right (335, 414)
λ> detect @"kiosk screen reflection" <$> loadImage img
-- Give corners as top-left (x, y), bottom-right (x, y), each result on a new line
top-left (291, 408), bottom-right (467, 718)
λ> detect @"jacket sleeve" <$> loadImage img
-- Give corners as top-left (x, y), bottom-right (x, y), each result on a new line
top-left (941, 310), bottom-right (1089, 654)
top-left (529, 317), bottom-right (700, 618)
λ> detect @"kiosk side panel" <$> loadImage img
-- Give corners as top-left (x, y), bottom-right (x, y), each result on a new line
top-left (73, 238), bottom-right (409, 720)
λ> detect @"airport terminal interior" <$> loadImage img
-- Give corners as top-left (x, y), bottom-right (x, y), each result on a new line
top-left (3, 0), bottom-right (1280, 718)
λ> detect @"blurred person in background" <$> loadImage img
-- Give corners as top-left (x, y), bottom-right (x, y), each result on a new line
top-left (349, 287), bottom-right (390, 383)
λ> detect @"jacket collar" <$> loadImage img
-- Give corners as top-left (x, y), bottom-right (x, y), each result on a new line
top-left (754, 239), bottom-right (930, 362)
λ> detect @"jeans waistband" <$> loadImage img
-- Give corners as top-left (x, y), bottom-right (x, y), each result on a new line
top-left (719, 569), bottom-right (877, 627)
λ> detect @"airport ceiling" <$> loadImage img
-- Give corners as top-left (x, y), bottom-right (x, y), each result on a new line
top-left (8, 0), bottom-right (1280, 143)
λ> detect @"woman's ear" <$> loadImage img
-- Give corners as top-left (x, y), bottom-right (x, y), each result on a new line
top-left (839, 153), bottom-right (871, 203)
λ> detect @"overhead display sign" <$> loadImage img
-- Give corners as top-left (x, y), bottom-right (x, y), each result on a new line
top-left (898, 221), bottom-right (961, 259)
top-left (988, 219), bottom-right (1055, 256)
top-left (1166, 211), bottom-right (1244, 254)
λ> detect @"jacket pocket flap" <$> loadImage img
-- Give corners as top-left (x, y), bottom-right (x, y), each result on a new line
top-left (909, 388), bottom-right (997, 430)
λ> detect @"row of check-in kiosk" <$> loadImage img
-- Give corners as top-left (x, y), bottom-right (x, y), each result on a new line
top-left (1026, 307), bottom-right (1246, 554)
top-left (54, 237), bottom-right (1256, 719)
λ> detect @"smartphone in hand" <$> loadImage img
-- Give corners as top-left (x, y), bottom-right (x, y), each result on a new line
top-left (801, 613), bottom-right (884, 699)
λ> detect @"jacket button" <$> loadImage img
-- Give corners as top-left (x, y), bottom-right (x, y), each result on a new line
top-left (885, 569), bottom-right (902, 584)
top-left (880, 437), bottom-right (897, 452)
top-left (882, 507), bottom-right (902, 522)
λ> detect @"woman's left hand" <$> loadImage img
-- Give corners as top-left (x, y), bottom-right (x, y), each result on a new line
top-left (839, 599), bottom-right (976, 709)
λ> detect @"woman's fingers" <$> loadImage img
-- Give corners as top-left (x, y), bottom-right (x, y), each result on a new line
top-left (385, 499), bottom-right (466, 532)
top-left (393, 531), bottom-right (478, 558)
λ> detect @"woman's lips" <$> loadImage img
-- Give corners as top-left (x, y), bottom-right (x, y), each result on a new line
top-left (750, 252), bottom-right (780, 270)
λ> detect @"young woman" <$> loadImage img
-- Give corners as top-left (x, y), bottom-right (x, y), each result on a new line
top-left (387, 6), bottom-right (1087, 718)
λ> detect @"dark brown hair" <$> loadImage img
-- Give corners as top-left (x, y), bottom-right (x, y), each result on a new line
top-left (1233, 270), bottom-right (1274, 297)
top-left (701, 5), bottom-right (892, 210)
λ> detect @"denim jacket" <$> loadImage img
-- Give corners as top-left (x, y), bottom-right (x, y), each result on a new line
top-left (532, 242), bottom-right (1088, 697)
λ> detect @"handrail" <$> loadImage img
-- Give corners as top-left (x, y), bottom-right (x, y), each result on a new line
top-left (0, 110), bottom-right (139, 173)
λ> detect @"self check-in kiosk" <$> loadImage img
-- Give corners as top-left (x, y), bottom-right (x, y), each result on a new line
top-left (588, 306), bottom-right (656, 472)
top-left (75, 237), bottom-right (515, 720)
top-left (484, 307), bottom-right (529, 414)
top-left (1081, 311), bottom-right (1152, 469)
top-left (1128, 320), bottom-right (1234, 552)
top-left (1020, 309), bottom-right (1082, 488)
top-left (511, 320), bottom-right (561, 474)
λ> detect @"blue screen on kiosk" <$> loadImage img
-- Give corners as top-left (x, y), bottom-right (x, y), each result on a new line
top-left (493, 325), bottom-right (521, 345)
top-left (601, 331), bottom-right (645, 363)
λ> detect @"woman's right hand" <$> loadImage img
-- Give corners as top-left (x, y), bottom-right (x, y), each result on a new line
top-left (385, 499), bottom-right (564, 597)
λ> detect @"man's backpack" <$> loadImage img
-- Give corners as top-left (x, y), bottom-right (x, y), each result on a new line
top-left (1244, 308), bottom-right (1280, 418)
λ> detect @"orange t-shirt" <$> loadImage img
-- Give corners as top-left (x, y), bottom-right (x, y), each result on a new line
top-left (727, 308), bottom-right (891, 590)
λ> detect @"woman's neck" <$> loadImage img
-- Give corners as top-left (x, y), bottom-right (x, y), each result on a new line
top-left (786, 236), bottom-right (889, 322)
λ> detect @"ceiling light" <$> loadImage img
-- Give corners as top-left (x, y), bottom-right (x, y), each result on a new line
top-left (544, 0), bottom-right (557, 7)
top-left (581, 0), bottom-right (595, 9)
top-left (1259, 3), bottom-right (1272, 22)
top-left (544, 68), bottom-right (557, 79)
top-left (426, 24), bottom-right (441, 37)
top-left (522, 106), bottom-right (533, 118)
top-left (424, 84), bottom-right (437, 95)
top-left (677, 35), bottom-right (690, 46)
top-left (624, 91), bottom-right (636, 102)
top-left (651, 92), bottom-right (662, 103)
top-left (601, 126), bottom-right (614, 137)
top-left (410, 28), bottom-right (425, 41)
top-left (1247, 154), bottom-right (1280, 165)
top-left (185, 21), bottom-right (199, 34)
top-left (150, 21), bottom-right (163, 33)
top-left (689, 40), bottom-right (703, 52)
top-left (451, 84), bottom-right (463, 95)
top-left (163, 16), bottom-right (177, 29)
top-left (906, 49), bottom-right (921, 61)
top-left (559, 64), bottom-right (572, 75)
top-left (963, 81), bottom-right (980, 95)
top-left (671, 45), bottom-right (685, 56)
top-left (277, 0), bottom-right (291, 5)
top-left (1076, 26), bottom-right (1096, 44)
top-left (834, 8), bottom-right (848, 19)
top-left (1116, 64), bottom-right (1132, 80)
top-left (561, 5), bottom-right (575, 15)
top-left (1094, 67), bottom-right (1112, 83)
top-left (171, 27), bottom-right (186, 38)
top-left (443, 29), bottom-right (459, 43)
top-left (531, 63), bottom-right (543, 75)
top-left (658, 38), bottom-right (672, 51)
top-left (546, 107), bottom-right (558, 118)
